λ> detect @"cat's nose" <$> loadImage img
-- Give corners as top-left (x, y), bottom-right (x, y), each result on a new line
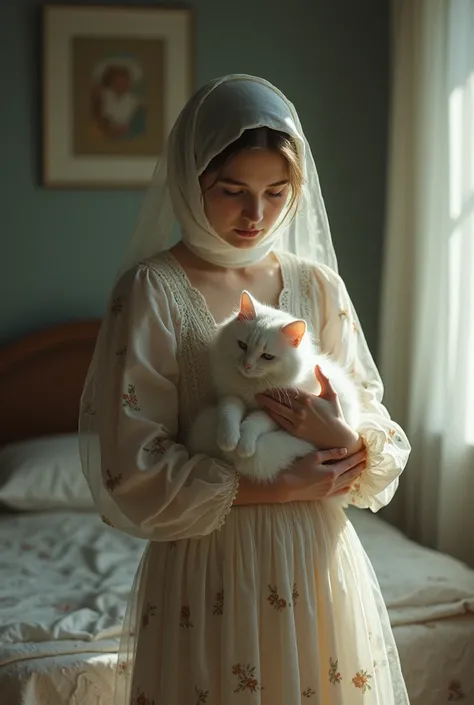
top-left (244, 363), bottom-right (253, 370)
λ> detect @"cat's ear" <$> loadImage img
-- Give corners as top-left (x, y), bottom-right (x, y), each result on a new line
top-left (238, 291), bottom-right (257, 321)
top-left (281, 320), bottom-right (307, 347)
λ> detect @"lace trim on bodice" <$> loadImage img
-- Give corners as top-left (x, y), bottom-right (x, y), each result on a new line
top-left (143, 251), bottom-right (319, 435)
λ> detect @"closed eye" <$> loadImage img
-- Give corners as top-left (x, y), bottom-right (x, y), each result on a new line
top-left (261, 353), bottom-right (275, 360)
top-left (238, 340), bottom-right (248, 351)
top-left (223, 189), bottom-right (244, 197)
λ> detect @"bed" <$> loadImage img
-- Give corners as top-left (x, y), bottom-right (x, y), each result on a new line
top-left (0, 321), bottom-right (473, 704)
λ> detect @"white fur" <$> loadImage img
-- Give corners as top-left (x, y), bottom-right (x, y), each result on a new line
top-left (187, 293), bottom-right (360, 483)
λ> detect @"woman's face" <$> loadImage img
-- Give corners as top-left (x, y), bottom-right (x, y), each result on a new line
top-left (200, 149), bottom-right (291, 249)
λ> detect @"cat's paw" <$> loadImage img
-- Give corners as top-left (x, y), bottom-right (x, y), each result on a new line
top-left (236, 434), bottom-right (257, 458)
top-left (217, 425), bottom-right (240, 452)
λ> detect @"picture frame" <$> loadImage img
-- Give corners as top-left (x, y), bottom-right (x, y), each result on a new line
top-left (42, 4), bottom-right (193, 188)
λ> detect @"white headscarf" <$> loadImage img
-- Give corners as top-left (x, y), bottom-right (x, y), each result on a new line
top-left (119, 74), bottom-right (337, 273)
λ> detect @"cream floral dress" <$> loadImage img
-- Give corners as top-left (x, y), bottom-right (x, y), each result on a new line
top-left (92, 250), bottom-right (411, 705)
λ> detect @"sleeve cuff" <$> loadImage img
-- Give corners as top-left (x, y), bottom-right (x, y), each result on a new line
top-left (215, 470), bottom-right (240, 531)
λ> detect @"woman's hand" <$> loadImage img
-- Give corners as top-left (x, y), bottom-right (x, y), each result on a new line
top-left (276, 447), bottom-right (366, 503)
top-left (256, 365), bottom-right (364, 454)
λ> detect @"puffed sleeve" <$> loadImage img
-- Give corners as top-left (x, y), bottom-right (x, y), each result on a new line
top-left (314, 264), bottom-right (411, 511)
top-left (94, 261), bottom-right (239, 540)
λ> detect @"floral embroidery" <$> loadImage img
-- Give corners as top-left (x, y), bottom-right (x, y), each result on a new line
top-left (213, 590), bottom-right (224, 616)
top-left (232, 663), bottom-right (263, 693)
top-left (55, 603), bottom-right (72, 613)
top-left (352, 321), bottom-right (359, 333)
top-left (131, 689), bottom-right (155, 705)
top-left (302, 687), bottom-right (316, 698)
top-left (267, 585), bottom-right (287, 611)
top-left (123, 384), bottom-right (140, 412)
top-left (329, 657), bottom-right (342, 685)
top-left (195, 686), bottom-right (209, 704)
top-left (117, 660), bottom-right (128, 676)
top-left (267, 583), bottom-right (299, 609)
top-left (448, 680), bottom-right (466, 700)
top-left (180, 605), bottom-right (194, 628)
top-left (168, 541), bottom-right (177, 550)
top-left (352, 670), bottom-right (372, 693)
top-left (350, 481), bottom-right (363, 500)
top-left (81, 400), bottom-right (96, 416)
top-left (386, 427), bottom-right (404, 445)
top-left (111, 296), bottom-right (124, 316)
top-left (142, 602), bottom-right (157, 628)
top-left (101, 515), bottom-right (114, 527)
top-left (105, 469), bottom-right (122, 492)
top-left (338, 309), bottom-right (349, 320)
top-left (144, 436), bottom-right (168, 455)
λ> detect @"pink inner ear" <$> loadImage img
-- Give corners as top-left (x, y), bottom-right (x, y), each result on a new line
top-left (281, 320), bottom-right (307, 347)
top-left (238, 291), bottom-right (256, 321)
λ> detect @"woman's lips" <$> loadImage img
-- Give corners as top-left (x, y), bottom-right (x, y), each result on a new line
top-left (234, 229), bottom-right (263, 238)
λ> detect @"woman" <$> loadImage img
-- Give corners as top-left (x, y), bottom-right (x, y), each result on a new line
top-left (80, 75), bottom-right (411, 704)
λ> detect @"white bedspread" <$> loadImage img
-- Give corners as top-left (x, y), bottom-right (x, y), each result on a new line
top-left (1, 508), bottom-right (474, 704)
top-left (348, 508), bottom-right (474, 704)
top-left (0, 511), bottom-right (144, 704)
top-left (348, 507), bottom-right (474, 624)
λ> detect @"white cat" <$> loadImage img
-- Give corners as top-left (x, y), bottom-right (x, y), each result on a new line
top-left (187, 291), bottom-right (360, 483)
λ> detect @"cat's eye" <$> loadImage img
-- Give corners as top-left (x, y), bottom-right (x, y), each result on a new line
top-left (261, 353), bottom-right (275, 360)
top-left (238, 340), bottom-right (247, 351)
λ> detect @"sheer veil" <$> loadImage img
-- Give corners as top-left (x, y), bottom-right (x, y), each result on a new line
top-left (78, 74), bottom-right (339, 704)
top-left (118, 74), bottom-right (338, 274)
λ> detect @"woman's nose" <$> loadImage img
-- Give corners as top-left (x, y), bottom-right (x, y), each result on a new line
top-left (242, 196), bottom-right (264, 223)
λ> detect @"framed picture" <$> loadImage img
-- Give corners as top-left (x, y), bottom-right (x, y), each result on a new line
top-left (42, 5), bottom-right (193, 188)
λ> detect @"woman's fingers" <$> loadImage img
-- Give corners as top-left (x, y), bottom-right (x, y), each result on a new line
top-left (332, 486), bottom-right (351, 496)
top-left (313, 448), bottom-right (348, 463)
top-left (332, 449), bottom-right (366, 475)
top-left (315, 365), bottom-right (337, 400)
top-left (336, 461), bottom-right (364, 486)
top-left (314, 364), bottom-right (328, 389)
top-left (257, 389), bottom-right (310, 412)
top-left (257, 395), bottom-right (310, 432)
top-left (257, 394), bottom-right (296, 423)
top-left (332, 462), bottom-right (365, 495)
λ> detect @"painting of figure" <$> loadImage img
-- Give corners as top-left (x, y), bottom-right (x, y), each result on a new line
top-left (73, 37), bottom-right (164, 157)
top-left (90, 56), bottom-right (146, 140)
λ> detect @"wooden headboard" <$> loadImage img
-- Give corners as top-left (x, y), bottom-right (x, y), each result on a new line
top-left (0, 321), bottom-right (101, 446)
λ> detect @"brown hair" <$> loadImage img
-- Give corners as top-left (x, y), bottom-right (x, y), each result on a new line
top-left (202, 127), bottom-right (304, 214)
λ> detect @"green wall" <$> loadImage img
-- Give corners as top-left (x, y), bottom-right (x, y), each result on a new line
top-left (1, 0), bottom-right (390, 354)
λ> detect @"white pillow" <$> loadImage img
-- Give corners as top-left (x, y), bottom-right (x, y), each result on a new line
top-left (0, 434), bottom-right (94, 511)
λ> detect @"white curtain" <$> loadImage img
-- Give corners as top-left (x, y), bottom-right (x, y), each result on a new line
top-left (380, 0), bottom-right (474, 567)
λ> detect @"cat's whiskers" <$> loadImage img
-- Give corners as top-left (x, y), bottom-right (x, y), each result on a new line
top-left (289, 385), bottom-right (301, 407)
top-left (259, 375), bottom-right (273, 393)
top-left (268, 386), bottom-right (290, 406)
